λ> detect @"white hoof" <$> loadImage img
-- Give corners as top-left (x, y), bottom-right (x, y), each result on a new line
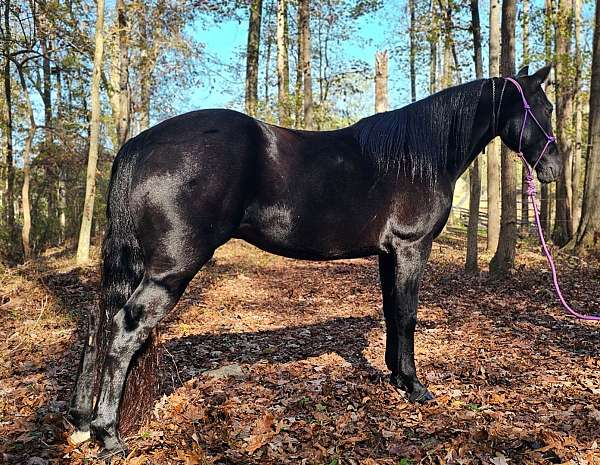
top-left (69, 429), bottom-right (91, 445)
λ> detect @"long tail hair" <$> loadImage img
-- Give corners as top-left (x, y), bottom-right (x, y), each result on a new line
top-left (95, 139), bottom-right (160, 435)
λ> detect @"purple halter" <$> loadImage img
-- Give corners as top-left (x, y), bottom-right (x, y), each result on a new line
top-left (502, 77), bottom-right (600, 321)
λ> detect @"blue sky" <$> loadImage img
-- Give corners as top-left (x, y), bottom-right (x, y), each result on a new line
top-left (184, 0), bottom-right (596, 124)
top-left (187, 2), bottom-right (401, 117)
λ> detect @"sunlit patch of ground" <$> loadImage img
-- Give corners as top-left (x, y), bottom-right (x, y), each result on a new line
top-left (1, 236), bottom-right (599, 464)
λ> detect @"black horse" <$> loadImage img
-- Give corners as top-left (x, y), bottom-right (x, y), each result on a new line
top-left (69, 65), bottom-right (560, 455)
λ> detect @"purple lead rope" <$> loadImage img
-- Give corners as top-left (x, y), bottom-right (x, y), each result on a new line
top-left (503, 77), bottom-right (600, 321)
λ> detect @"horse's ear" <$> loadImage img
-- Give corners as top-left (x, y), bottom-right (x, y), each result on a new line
top-left (532, 65), bottom-right (552, 85)
top-left (517, 65), bottom-right (529, 77)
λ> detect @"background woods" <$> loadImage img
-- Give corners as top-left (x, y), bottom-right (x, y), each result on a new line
top-left (2, 1), bottom-right (600, 464)
top-left (1, 0), bottom-right (599, 267)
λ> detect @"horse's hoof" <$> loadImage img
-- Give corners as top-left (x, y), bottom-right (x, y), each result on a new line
top-left (408, 389), bottom-right (435, 404)
top-left (96, 440), bottom-right (129, 462)
top-left (389, 373), bottom-right (404, 389)
top-left (68, 429), bottom-right (91, 446)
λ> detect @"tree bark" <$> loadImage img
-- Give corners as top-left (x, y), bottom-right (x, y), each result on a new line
top-left (276, 0), bottom-right (290, 126)
top-left (299, 0), bottom-right (313, 129)
top-left (520, 0), bottom-right (530, 232)
top-left (440, 0), bottom-right (453, 89)
top-left (428, 0), bottom-right (438, 94)
top-left (374, 51), bottom-right (389, 113)
top-left (551, 0), bottom-right (574, 246)
top-left (487, 0), bottom-right (501, 252)
top-left (245, 0), bottom-right (262, 117)
top-left (3, 0), bottom-right (16, 244)
top-left (540, 0), bottom-right (553, 234)
top-left (466, 0), bottom-right (483, 273)
top-left (116, 0), bottom-right (130, 147)
top-left (76, 0), bottom-right (105, 265)
top-left (16, 64), bottom-right (36, 260)
top-left (572, 0), bottom-right (582, 232)
top-left (409, 0), bottom-right (416, 102)
top-left (490, 0), bottom-right (517, 276)
top-left (139, 8), bottom-right (151, 131)
top-left (573, 0), bottom-right (600, 254)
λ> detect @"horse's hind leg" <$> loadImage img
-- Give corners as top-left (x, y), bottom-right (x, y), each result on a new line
top-left (379, 239), bottom-right (434, 403)
top-left (68, 310), bottom-right (101, 434)
top-left (90, 245), bottom-right (213, 455)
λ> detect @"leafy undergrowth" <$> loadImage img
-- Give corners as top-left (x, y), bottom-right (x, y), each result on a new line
top-left (1, 233), bottom-right (599, 464)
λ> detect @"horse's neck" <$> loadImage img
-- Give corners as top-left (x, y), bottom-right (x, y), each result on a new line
top-left (448, 83), bottom-right (495, 182)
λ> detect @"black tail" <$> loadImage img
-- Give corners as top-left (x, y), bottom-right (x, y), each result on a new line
top-left (95, 140), bottom-right (160, 435)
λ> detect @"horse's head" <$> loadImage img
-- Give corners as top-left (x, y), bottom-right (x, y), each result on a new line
top-left (498, 65), bottom-right (561, 184)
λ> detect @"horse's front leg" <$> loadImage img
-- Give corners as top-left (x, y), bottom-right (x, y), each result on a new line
top-left (379, 240), bottom-right (433, 403)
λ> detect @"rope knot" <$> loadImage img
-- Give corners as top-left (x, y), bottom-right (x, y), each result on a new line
top-left (547, 136), bottom-right (556, 143)
top-left (525, 173), bottom-right (536, 195)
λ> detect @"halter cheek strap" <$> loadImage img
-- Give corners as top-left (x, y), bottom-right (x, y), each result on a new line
top-left (501, 77), bottom-right (600, 321)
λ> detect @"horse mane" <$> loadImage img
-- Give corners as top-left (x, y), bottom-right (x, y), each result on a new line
top-left (353, 79), bottom-right (486, 183)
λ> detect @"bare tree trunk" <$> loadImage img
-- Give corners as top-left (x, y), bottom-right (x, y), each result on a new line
top-left (56, 62), bottom-right (67, 242)
top-left (573, 0), bottom-right (600, 255)
top-left (374, 51), bottom-right (389, 113)
top-left (265, 27), bottom-right (272, 112)
top-left (487, 0), bottom-right (501, 252)
top-left (409, 0), bottom-right (416, 102)
top-left (277, 0), bottom-right (290, 126)
top-left (299, 0), bottom-right (313, 129)
top-left (440, 0), bottom-right (453, 89)
top-left (76, 0), bottom-right (105, 265)
top-left (245, 0), bottom-right (263, 116)
top-left (116, 0), bottom-right (130, 147)
top-left (3, 0), bottom-right (16, 244)
top-left (572, 0), bottom-right (582, 232)
top-left (429, 0), bottom-right (438, 94)
top-left (490, 0), bottom-right (517, 276)
top-left (466, 0), bottom-right (483, 273)
top-left (295, 15), bottom-right (303, 128)
top-left (540, 0), bottom-right (553, 234)
top-left (552, 0), bottom-right (574, 246)
top-left (139, 9), bottom-right (151, 131)
top-left (520, 0), bottom-right (530, 232)
top-left (16, 66), bottom-right (36, 259)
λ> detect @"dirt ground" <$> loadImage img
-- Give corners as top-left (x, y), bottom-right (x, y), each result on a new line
top-left (1, 232), bottom-right (599, 464)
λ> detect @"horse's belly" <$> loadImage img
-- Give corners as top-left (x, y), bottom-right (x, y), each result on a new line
top-left (234, 203), bottom-right (382, 260)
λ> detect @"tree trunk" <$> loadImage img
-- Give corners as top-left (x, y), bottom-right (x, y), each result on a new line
top-left (16, 65), bottom-right (36, 260)
top-left (374, 51), bottom-right (389, 113)
top-left (490, 0), bottom-right (517, 276)
top-left (440, 0), bottom-right (453, 89)
top-left (276, 0), bottom-right (290, 126)
top-left (139, 9), bottom-right (151, 131)
top-left (540, 0), bottom-right (553, 234)
top-left (409, 0), bottom-right (416, 102)
top-left (299, 0), bottom-right (313, 129)
top-left (245, 0), bottom-right (263, 116)
top-left (76, 0), bottom-right (105, 265)
top-left (116, 0), bottom-right (130, 147)
top-left (572, 0), bottom-right (582, 232)
top-left (3, 0), bottom-right (16, 244)
top-left (552, 0), bottom-right (574, 246)
top-left (487, 0), bottom-right (501, 252)
top-left (466, 0), bottom-right (483, 273)
top-left (520, 0), bottom-right (530, 232)
top-left (573, 0), bottom-right (600, 255)
top-left (429, 0), bottom-right (438, 94)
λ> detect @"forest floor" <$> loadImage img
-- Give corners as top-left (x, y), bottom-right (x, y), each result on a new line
top-left (1, 231), bottom-right (600, 465)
